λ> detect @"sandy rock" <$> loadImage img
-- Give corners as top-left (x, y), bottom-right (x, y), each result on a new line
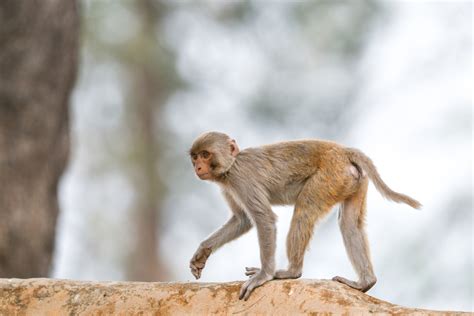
top-left (0, 278), bottom-right (468, 315)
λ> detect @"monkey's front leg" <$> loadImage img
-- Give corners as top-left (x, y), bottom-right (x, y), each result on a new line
top-left (190, 215), bottom-right (252, 279)
top-left (239, 213), bottom-right (276, 301)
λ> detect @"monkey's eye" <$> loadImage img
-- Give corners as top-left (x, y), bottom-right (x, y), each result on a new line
top-left (201, 151), bottom-right (210, 159)
top-left (191, 153), bottom-right (198, 161)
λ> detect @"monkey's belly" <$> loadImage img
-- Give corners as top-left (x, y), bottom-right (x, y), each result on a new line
top-left (269, 182), bottom-right (304, 206)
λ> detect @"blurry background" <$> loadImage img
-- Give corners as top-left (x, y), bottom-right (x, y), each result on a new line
top-left (0, 0), bottom-right (471, 312)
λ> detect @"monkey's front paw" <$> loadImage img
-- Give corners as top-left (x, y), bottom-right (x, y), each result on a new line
top-left (239, 271), bottom-right (273, 301)
top-left (244, 267), bottom-right (260, 277)
top-left (189, 246), bottom-right (212, 279)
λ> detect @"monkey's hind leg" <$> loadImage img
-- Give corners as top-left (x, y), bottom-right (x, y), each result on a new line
top-left (275, 175), bottom-right (336, 279)
top-left (332, 178), bottom-right (377, 292)
top-left (245, 175), bottom-right (334, 280)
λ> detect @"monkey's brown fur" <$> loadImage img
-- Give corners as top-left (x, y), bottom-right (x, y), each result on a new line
top-left (189, 131), bottom-right (421, 300)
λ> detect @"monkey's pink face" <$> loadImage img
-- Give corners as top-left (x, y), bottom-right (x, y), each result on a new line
top-left (191, 150), bottom-right (213, 180)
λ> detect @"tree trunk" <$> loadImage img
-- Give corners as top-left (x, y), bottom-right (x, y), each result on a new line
top-left (0, 0), bottom-right (79, 277)
top-left (123, 0), bottom-right (170, 281)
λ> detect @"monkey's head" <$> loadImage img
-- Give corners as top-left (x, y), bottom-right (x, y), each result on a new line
top-left (189, 131), bottom-right (240, 181)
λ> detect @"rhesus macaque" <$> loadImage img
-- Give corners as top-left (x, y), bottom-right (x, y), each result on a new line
top-left (189, 131), bottom-right (421, 300)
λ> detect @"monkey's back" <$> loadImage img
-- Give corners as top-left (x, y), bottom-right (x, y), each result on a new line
top-left (260, 139), bottom-right (347, 172)
top-left (231, 140), bottom-right (349, 205)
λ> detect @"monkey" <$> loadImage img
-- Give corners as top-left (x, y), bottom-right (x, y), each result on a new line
top-left (188, 131), bottom-right (421, 301)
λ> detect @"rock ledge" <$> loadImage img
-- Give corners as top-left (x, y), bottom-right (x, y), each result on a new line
top-left (0, 278), bottom-right (467, 315)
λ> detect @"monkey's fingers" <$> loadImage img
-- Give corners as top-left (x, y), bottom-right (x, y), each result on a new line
top-left (239, 272), bottom-right (274, 300)
top-left (190, 267), bottom-right (198, 279)
top-left (239, 280), bottom-right (257, 301)
top-left (244, 267), bottom-right (260, 277)
top-left (237, 277), bottom-right (259, 300)
top-left (239, 279), bottom-right (251, 300)
top-left (243, 286), bottom-right (255, 301)
top-left (190, 264), bottom-right (202, 279)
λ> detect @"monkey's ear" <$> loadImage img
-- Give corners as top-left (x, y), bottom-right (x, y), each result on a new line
top-left (229, 139), bottom-right (240, 157)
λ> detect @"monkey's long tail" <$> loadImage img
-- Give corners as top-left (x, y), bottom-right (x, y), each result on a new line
top-left (346, 148), bottom-right (422, 209)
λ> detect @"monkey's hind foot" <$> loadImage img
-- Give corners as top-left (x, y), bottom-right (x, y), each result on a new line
top-left (274, 269), bottom-right (302, 279)
top-left (332, 276), bottom-right (376, 293)
top-left (245, 267), bottom-right (301, 279)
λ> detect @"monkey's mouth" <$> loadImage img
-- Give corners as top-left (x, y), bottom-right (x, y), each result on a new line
top-left (197, 173), bottom-right (210, 179)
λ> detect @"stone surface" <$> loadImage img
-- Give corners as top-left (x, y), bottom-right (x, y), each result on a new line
top-left (0, 278), bottom-right (468, 315)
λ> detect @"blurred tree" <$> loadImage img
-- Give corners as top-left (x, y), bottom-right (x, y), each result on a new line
top-left (63, 0), bottom-right (178, 281)
top-left (122, 0), bottom-right (175, 281)
top-left (0, 0), bottom-right (79, 277)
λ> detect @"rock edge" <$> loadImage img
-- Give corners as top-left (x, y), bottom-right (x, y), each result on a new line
top-left (0, 278), bottom-right (468, 315)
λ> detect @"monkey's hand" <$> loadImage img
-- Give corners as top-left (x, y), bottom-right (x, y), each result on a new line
top-left (239, 270), bottom-right (273, 301)
top-left (189, 246), bottom-right (212, 279)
